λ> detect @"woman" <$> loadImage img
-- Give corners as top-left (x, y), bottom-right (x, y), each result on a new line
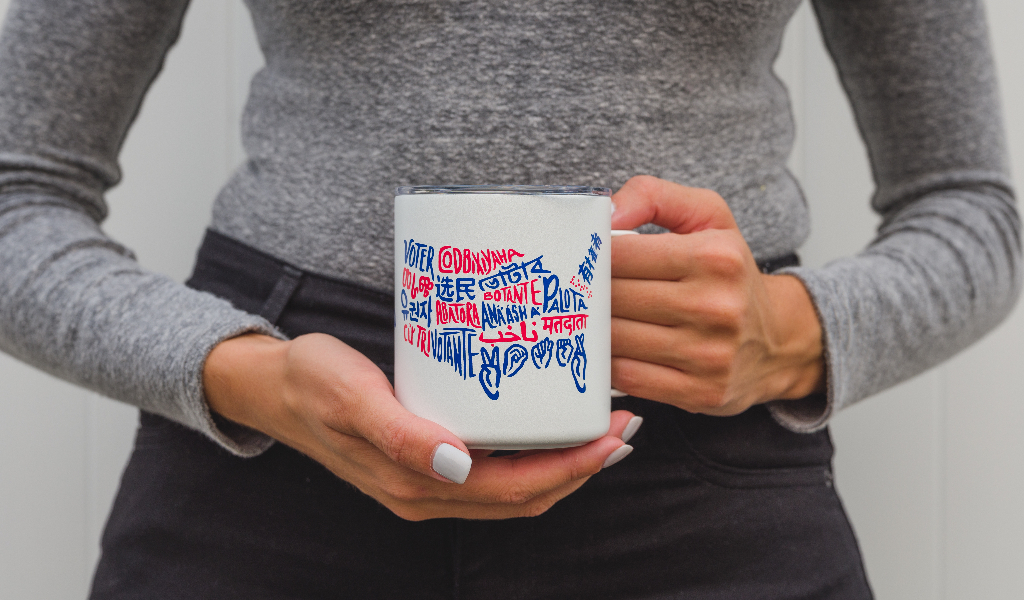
top-left (0, 0), bottom-right (1016, 598)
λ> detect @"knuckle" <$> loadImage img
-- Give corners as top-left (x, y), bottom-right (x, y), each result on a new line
top-left (708, 393), bottom-right (731, 410)
top-left (700, 189), bottom-right (729, 212)
top-left (377, 417), bottom-right (411, 465)
top-left (702, 188), bottom-right (726, 203)
top-left (706, 245), bottom-right (747, 279)
top-left (703, 341), bottom-right (737, 373)
top-left (706, 295), bottom-right (746, 330)
top-left (558, 451), bottom-right (592, 485)
top-left (389, 503), bottom-right (428, 522)
top-left (698, 380), bottom-right (732, 410)
top-left (378, 476), bottom-right (422, 503)
top-left (567, 453), bottom-right (589, 481)
top-left (628, 174), bottom-right (660, 192)
top-left (665, 247), bottom-right (693, 281)
top-left (667, 334), bottom-right (694, 363)
top-left (611, 360), bottom-right (642, 393)
top-left (395, 483), bottom-right (430, 503)
top-left (497, 483), bottom-right (534, 506)
top-left (522, 498), bottom-right (556, 518)
top-left (345, 369), bottom-right (381, 393)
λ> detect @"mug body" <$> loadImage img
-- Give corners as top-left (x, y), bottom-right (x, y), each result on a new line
top-left (394, 185), bottom-right (612, 449)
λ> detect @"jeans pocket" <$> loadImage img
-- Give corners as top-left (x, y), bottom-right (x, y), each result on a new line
top-left (674, 436), bottom-right (834, 488)
top-left (666, 405), bottom-right (835, 489)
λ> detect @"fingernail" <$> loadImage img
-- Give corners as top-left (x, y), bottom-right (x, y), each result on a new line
top-left (621, 416), bottom-right (643, 443)
top-left (602, 444), bottom-right (634, 469)
top-left (432, 443), bottom-right (472, 484)
top-left (610, 387), bottom-right (628, 397)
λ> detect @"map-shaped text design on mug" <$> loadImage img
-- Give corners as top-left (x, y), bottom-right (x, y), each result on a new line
top-left (400, 233), bottom-right (603, 400)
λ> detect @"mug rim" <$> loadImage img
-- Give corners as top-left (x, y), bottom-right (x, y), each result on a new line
top-left (395, 185), bottom-right (612, 196)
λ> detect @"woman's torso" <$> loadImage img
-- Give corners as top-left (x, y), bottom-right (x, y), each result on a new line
top-left (211, 0), bottom-right (808, 292)
top-left (89, 230), bottom-right (870, 598)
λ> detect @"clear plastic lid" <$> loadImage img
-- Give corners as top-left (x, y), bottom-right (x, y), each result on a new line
top-left (395, 185), bottom-right (611, 196)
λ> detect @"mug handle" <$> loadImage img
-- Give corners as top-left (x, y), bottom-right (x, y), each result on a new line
top-left (609, 230), bottom-right (637, 397)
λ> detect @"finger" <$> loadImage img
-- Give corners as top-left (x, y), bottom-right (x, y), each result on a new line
top-left (345, 429), bottom-right (632, 506)
top-left (611, 356), bottom-right (738, 416)
top-left (605, 409), bottom-right (639, 440)
top-left (611, 278), bottom-right (689, 325)
top-left (459, 435), bottom-right (629, 504)
top-left (329, 431), bottom-right (634, 520)
top-left (341, 381), bottom-right (474, 484)
top-left (611, 232), bottom-right (693, 281)
top-left (611, 227), bottom-right (749, 281)
top-left (511, 409), bottom-right (636, 459)
top-left (612, 277), bottom-right (749, 332)
top-left (610, 175), bottom-right (737, 234)
top-left (390, 476), bottom-right (594, 521)
top-left (279, 338), bottom-right (471, 484)
top-left (612, 317), bottom-right (732, 375)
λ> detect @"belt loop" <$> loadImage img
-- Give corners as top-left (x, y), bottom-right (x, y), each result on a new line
top-left (259, 265), bottom-right (303, 324)
top-left (758, 253), bottom-right (800, 274)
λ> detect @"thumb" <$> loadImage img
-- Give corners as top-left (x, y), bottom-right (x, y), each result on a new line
top-left (611, 175), bottom-right (737, 234)
top-left (353, 396), bottom-right (473, 485)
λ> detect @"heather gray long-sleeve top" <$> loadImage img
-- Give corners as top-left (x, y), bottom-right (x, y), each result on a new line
top-left (0, 0), bottom-right (1017, 456)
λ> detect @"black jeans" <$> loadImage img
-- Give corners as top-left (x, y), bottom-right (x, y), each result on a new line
top-left (90, 230), bottom-right (873, 599)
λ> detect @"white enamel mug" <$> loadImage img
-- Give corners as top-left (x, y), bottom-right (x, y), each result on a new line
top-left (394, 185), bottom-right (629, 449)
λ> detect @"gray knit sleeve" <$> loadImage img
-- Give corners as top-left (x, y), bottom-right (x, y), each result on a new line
top-left (769, 0), bottom-right (1020, 431)
top-left (0, 0), bottom-right (280, 456)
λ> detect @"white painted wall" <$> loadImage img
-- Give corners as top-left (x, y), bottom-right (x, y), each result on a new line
top-left (0, 1), bottom-right (1021, 597)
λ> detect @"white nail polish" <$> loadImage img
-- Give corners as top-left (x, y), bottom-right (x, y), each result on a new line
top-left (432, 443), bottom-right (472, 484)
top-left (602, 444), bottom-right (634, 469)
top-left (610, 387), bottom-right (628, 397)
top-left (621, 416), bottom-right (643, 443)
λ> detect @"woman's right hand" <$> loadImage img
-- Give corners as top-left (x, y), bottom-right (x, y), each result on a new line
top-left (202, 332), bottom-right (636, 521)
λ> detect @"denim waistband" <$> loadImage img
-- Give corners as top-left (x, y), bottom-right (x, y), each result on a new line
top-left (186, 229), bottom-right (396, 375)
top-left (186, 228), bottom-right (799, 375)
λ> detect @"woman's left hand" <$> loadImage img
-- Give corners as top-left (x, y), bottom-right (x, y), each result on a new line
top-left (610, 175), bottom-right (826, 415)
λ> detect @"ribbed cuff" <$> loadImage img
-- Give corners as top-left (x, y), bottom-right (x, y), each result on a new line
top-left (765, 265), bottom-right (839, 433)
top-left (175, 308), bottom-right (286, 457)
